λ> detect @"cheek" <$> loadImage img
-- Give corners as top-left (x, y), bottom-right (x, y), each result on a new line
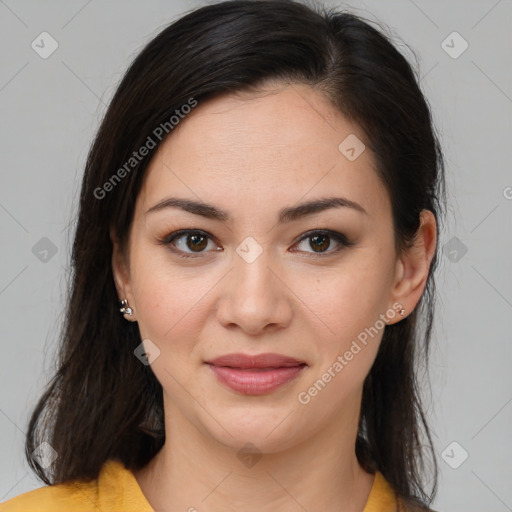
top-left (296, 257), bottom-right (395, 405)
top-left (307, 255), bottom-right (394, 339)
top-left (129, 226), bottom-right (395, 363)
top-left (128, 247), bottom-right (206, 349)
top-left (294, 273), bottom-right (389, 411)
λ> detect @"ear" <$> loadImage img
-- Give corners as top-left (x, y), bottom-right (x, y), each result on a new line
top-left (110, 227), bottom-right (137, 321)
top-left (388, 209), bottom-right (437, 323)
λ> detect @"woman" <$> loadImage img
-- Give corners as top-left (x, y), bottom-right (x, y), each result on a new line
top-left (0, 0), bottom-right (445, 510)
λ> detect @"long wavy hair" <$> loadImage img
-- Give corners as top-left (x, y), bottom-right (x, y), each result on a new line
top-left (25, 1), bottom-right (445, 509)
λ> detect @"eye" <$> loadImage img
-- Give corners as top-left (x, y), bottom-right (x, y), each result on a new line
top-left (292, 230), bottom-right (354, 257)
top-left (158, 228), bottom-right (353, 259)
top-left (158, 229), bottom-right (220, 258)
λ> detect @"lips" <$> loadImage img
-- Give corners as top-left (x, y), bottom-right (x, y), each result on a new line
top-left (205, 352), bottom-right (306, 369)
top-left (205, 353), bottom-right (307, 395)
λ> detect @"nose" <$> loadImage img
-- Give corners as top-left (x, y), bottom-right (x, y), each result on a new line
top-left (215, 249), bottom-right (293, 335)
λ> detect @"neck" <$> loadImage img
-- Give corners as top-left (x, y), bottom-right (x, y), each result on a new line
top-left (134, 391), bottom-right (375, 512)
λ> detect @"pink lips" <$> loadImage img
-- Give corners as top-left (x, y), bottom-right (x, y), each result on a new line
top-left (205, 353), bottom-right (307, 395)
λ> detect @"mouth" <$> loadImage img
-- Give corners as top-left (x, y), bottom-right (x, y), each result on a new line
top-left (204, 353), bottom-right (307, 395)
top-left (205, 352), bottom-right (307, 369)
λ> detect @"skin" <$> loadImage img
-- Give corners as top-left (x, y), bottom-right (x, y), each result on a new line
top-left (111, 82), bottom-right (437, 512)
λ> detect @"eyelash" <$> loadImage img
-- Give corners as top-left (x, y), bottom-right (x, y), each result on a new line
top-left (157, 229), bottom-right (354, 259)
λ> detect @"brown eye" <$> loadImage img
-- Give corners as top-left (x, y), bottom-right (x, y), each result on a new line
top-left (159, 229), bottom-right (219, 258)
top-left (185, 233), bottom-right (209, 252)
top-left (159, 228), bottom-right (353, 260)
top-left (309, 234), bottom-right (331, 252)
top-left (293, 230), bottom-right (353, 257)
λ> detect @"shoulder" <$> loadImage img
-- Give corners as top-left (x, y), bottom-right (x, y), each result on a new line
top-left (0, 459), bottom-right (150, 512)
top-left (0, 476), bottom-right (99, 512)
top-left (397, 495), bottom-right (441, 512)
top-left (373, 471), bottom-right (440, 512)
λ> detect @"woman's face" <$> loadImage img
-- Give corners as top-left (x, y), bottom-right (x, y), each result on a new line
top-left (113, 83), bottom-right (427, 452)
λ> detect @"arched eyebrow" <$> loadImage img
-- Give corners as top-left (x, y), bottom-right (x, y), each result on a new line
top-left (145, 196), bottom-right (367, 222)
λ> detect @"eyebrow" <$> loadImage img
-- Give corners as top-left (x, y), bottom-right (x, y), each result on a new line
top-left (145, 196), bottom-right (367, 222)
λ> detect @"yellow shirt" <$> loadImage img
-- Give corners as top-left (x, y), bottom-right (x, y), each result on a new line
top-left (0, 459), bottom-right (399, 511)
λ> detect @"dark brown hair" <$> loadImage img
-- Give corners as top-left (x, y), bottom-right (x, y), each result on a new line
top-left (25, 1), bottom-right (445, 510)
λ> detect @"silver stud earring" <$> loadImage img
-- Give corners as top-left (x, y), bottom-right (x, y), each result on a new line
top-left (400, 309), bottom-right (405, 316)
top-left (119, 299), bottom-right (133, 316)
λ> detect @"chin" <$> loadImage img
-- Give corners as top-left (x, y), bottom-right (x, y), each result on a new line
top-left (197, 407), bottom-right (303, 454)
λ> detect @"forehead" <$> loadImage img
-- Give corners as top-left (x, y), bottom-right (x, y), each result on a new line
top-left (136, 84), bottom-right (389, 221)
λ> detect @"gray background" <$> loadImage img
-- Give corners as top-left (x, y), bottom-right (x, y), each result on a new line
top-left (1, 0), bottom-right (511, 510)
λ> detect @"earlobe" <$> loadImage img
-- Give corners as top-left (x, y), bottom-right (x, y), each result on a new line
top-left (389, 210), bottom-right (437, 322)
top-left (111, 232), bottom-right (138, 322)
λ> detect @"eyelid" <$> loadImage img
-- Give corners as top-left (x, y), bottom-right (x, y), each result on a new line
top-left (157, 229), bottom-right (220, 257)
top-left (290, 230), bottom-right (354, 259)
top-left (157, 228), bottom-right (353, 259)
